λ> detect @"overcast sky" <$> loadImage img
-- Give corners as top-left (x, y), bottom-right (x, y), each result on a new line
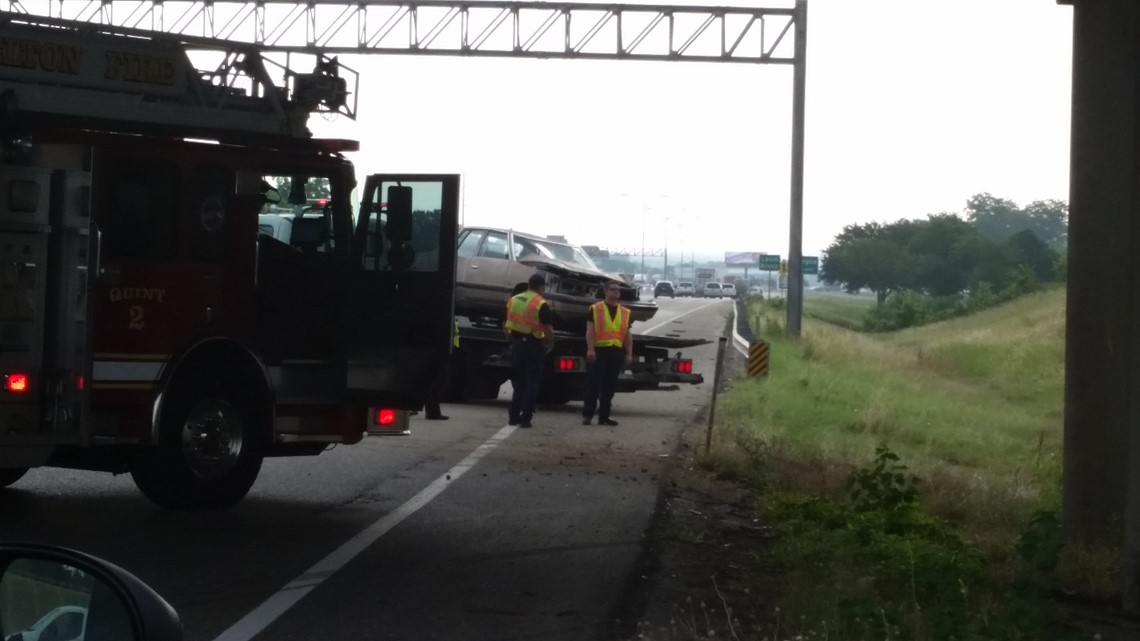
top-left (309, 0), bottom-right (1073, 262)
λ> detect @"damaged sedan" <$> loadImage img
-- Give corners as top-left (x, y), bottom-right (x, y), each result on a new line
top-left (455, 227), bottom-right (658, 331)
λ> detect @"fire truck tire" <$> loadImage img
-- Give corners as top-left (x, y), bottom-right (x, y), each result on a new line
top-left (131, 374), bottom-right (267, 510)
top-left (0, 468), bottom-right (28, 488)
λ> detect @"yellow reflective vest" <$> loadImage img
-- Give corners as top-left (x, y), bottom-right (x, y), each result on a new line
top-left (505, 290), bottom-right (548, 339)
top-left (453, 318), bottom-right (460, 348)
top-left (590, 301), bottom-right (629, 348)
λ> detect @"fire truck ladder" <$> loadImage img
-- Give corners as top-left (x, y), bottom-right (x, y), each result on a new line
top-left (0, 10), bottom-right (360, 140)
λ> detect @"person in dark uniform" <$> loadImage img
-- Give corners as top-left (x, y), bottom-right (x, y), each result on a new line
top-left (582, 280), bottom-right (633, 426)
top-left (423, 317), bottom-right (460, 420)
top-left (504, 273), bottom-right (554, 428)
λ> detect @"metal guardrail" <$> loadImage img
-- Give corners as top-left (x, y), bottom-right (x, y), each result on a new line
top-left (732, 296), bottom-right (768, 377)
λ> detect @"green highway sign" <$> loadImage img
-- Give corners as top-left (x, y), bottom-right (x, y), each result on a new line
top-left (802, 256), bottom-right (820, 275)
top-left (758, 254), bottom-right (781, 271)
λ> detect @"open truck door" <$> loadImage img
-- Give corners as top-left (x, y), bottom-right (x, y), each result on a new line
top-left (349, 174), bottom-right (459, 409)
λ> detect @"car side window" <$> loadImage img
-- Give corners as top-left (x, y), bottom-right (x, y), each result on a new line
top-left (478, 232), bottom-right (509, 260)
top-left (458, 230), bottom-right (484, 258)
top-left (512, 237), bottom-right (541, 259)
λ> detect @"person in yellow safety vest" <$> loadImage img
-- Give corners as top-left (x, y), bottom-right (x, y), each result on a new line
top-left (423, 317), bottom-right (461, 421)
top-left (503, 282), bottom-right (530, 340)
top-left (582, 280), bottom-right (633, 426)
top-left (504, 273), bottom-right (555, 428)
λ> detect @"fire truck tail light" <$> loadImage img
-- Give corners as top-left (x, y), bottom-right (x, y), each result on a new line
top-left (672, 360), bottom-right (693, 374)
top-left (4, 373), bottom-right (30, 393)
top-left (375, 408), bottom-right (397, 426)
top-left (558, 358), bottom-right (580, 371)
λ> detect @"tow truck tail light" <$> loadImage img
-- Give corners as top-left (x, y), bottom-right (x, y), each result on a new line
top-left (672, 360), bottom-right (693, 374)
top-left (558, 357), bottom-right (582, 371)
top-left (368, 407), bottom-right (410, 436)
top-left (4, 373), bottom-right (30, 393)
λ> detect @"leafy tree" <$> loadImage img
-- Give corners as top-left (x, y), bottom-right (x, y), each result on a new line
top-left (968, 238), bottom-right (1017, 291)
top-left (270, 176), bottom-right (332, 201)
top-left (821, 223), bottom-right (909, 305)
top-left (966, 192), bottom-right (1024, 242)
top-left (906, 214), bottom-right (979, 296)
top-left (966, 193), bottom-right (1068, 248)
top-left (1022, 199), bottom-right (1068, 248)
top-left (1005, 229), bottom-right (1059, 283)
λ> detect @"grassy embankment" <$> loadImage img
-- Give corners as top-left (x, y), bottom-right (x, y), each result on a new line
top-left (706, 287), bottom-right (1117, 640)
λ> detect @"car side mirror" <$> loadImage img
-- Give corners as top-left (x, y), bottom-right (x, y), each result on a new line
top-left (385, 185), bottom-right (413, 243)
top-left (0, 543), bottom-right (182, 641)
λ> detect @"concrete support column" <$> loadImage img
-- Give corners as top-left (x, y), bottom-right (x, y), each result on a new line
top-left (1063, 0), bottom-right (1138, 600)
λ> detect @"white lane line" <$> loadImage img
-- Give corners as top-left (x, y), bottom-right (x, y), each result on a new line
top-left (213, 423), bottom-right (519, 641)
top-left (639, 300), bottom-right (725, 336)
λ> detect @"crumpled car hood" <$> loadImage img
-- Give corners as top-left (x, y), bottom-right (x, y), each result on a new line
top-left (517, 256), bottom-right (614, 281)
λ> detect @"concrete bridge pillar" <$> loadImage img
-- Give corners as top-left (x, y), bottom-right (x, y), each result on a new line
top-left (1063, 0), bottom-right (1140, 609)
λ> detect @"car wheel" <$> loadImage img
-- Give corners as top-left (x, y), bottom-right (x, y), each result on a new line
top-left (0, 468), bottom-right (28, 488)
top-left (131, 371), bottom-right (265, 510)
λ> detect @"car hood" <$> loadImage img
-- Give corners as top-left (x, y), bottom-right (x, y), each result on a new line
top-left (518, 256), bottom-right (615, 281)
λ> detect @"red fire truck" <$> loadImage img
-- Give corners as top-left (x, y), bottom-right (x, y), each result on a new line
top-left (0, 13), bottom-right (458, 509)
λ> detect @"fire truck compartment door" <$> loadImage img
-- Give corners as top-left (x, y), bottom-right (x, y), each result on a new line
top-left (347, 174), bottom-right (459, 408)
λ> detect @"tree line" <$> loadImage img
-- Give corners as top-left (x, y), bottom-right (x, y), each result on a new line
top-left (819, 193), bottom-right (1067, 330)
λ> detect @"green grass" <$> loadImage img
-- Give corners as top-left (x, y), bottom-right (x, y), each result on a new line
top-left (801, 290), bottom-right (878, 329)
top-left (727, 287), bottom-right (1066, 525)
top-left (707, 286), bottom-right (1116, 639)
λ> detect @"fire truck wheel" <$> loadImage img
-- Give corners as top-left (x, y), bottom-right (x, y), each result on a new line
top-left (132, 377), bottom-right (267, 510)
top-left (0, 468), bottom-right (28, 488)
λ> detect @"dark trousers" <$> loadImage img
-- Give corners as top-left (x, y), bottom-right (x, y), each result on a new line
top-left (509, 337), bottom-right (546, 422)
top-left (583, 346), bottom-right (625, 420)
top-left (423, 364), bottom-right (447, 417)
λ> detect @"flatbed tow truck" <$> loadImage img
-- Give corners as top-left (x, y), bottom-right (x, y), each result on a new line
top-left (448, 317), bottom-right (707, 405)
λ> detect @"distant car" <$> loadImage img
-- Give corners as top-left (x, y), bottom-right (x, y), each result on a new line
top-left (654, 281), bottom-right (675, 298)
top-left (455, 227), bottom-right (658, 331)
top-left (722, 283), bottom-right (737, 298)
top-left (10, 605), bottom-right (86, 641)
top-left (675, 282), bottom-right (695, 297)
top-left (703, 282), bottom-right (723, 298)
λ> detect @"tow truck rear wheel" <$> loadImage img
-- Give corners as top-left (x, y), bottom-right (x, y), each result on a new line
top-left (131, 371), bottom-right (266, 510)
top-left (0, 468), bottom-right (28, 488)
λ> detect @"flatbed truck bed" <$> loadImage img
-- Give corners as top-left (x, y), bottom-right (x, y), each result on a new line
top-left (447, 318), bottom-right (707, 404)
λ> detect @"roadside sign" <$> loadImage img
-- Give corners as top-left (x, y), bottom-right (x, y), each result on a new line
top-left (802, 256), bottom-right (819, 275)
top-left (758, 254), bottom-right (781, 271)
top-left (779, 259), bottom-right (788, 275)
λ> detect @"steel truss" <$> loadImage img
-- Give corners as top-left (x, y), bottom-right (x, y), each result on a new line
top-left (2, 0), bottom-right (796, 64)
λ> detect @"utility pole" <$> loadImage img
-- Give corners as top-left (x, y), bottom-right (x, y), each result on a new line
top-left (786, 0), bottom-right (808, 337)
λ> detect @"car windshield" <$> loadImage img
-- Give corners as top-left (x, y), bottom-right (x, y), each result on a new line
top-left (513, 235), bottom-right (599, 270)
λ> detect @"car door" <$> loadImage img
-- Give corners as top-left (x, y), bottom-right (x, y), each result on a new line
top-left (454, 228), bottom-right (484, 311)
top-left (468, 230), bottom-right (512, 302)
